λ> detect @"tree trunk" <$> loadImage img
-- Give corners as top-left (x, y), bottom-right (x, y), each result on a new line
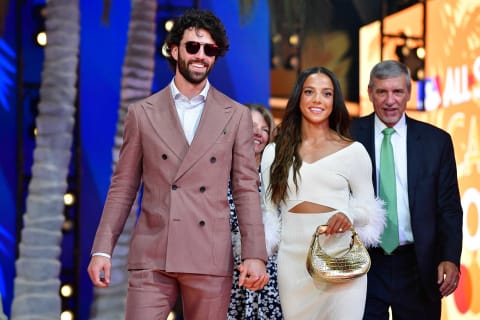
top-left (11, 0), bottom-right (79, 319)
top-left (89, 0), bottom-right (157, 318)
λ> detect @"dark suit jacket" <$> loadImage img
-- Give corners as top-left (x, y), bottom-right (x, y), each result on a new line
top-left (351, 113), bottom-right (463, 300)
top-left (91, 85), bottom-right (267, 277)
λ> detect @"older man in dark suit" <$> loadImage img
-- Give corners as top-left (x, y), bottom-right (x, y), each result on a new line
top-left (87, 9), bottom-right (268, 320)
top-left (351, 60), bottom-right (463, 319)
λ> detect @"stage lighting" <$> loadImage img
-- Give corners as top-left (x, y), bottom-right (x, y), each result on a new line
top-left (395, 44), bottom-right (425, 81)
top-left (272, 33), bottom-right (282, 44)
top-left (271, 55), bottom-right (282, 68)
top-left (289, 33), bottom-right (299, 47)
top-left (161, 42), bottom-right (170, 58)
top-left (35, 30), bottom-right (47, 47)
top-left (64, 193), bottom-right (75, 206)
top-left (164, 19), bottom-right (174, 32)
top-left (62, 219), bottom-right (74, 232)
top-left (33, 4), bottom-right (47, 47)
top-left (416, 47), bottom-right (425, 59)
top-left (60, 284), bottom-right (73, 298)
top-left (60, 310), bottom-right (74, 320)
top-left (284, 54), bottom-right (300, 70)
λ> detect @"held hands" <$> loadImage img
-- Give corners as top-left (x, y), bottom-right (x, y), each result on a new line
top-left (438, 261), bottom-right (460, 297)
top-left (238, 258), bottom-right (269, 291)
top-left (324, 212), bottom-right (352, 236)
top-left (87, 255), bottom-right (111, 288)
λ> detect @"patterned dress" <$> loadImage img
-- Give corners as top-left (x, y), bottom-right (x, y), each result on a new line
top-left (227, 175), bottom-right (283, 320)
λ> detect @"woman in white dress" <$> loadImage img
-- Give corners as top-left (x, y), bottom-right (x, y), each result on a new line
top-left (261, 67), bottom-right (385, 319)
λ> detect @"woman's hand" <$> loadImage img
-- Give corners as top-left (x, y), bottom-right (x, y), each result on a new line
top-left (324, 212), bottom-right (352, 235)
top-left (237, 259), bottom-right (270, 291)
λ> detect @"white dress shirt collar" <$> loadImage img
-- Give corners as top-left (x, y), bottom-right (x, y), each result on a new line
top-left (170, 79), bottom-right (210, 102)
top-left (373, 113), bottom-right (406, 137)
top-left (169, 79), bottom-right (210, 144)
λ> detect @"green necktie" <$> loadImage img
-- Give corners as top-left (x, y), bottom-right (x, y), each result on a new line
top-left (379, 127), bottom-right (399, 254)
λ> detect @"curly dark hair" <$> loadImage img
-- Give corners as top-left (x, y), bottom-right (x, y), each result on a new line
top-left (269, 66), bottom-right (351, 206)
top-left (164, 8), bottom-right (230, 70)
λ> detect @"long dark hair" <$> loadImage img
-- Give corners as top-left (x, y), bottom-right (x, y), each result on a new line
top-left (269, 66), bottom-right (351, 205)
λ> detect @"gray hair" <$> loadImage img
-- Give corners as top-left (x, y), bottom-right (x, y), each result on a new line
top-left (368, 60), bottom-right (412, 91)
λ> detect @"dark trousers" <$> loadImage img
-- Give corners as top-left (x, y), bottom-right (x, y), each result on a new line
top-left (364, 245), bottom-right (441, 320)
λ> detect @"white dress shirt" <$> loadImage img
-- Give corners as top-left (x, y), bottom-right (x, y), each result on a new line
top-left (374, 114), bottom-right (414, 245)
top-left (170, 79), bottom-right (209, 145)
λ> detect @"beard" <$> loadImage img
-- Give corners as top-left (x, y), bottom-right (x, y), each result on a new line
top-left (177, 52), bottom-right (214, 84)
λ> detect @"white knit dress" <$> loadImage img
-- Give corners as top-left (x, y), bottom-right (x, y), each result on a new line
top-left (261, 142), bottom-right (385, 320)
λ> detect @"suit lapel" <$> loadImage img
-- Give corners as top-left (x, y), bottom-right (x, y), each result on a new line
top-left (175, 87), bottom-right (233, 180)
top-left (406, 116), bottom-right (421, 211)
top-left (143, 88), bottom-right (189, 160)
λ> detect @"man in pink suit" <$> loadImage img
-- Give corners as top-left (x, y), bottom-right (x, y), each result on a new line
top-left (87, 9), bottom-right (269, 320)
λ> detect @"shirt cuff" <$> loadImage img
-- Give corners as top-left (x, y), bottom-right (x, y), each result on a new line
top-left (92, 252), bottom-right (111, 259)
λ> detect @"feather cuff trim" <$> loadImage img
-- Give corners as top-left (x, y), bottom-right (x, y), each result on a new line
top-left (232, 209), bottom-right (281, 258)
top-left (263, 209), bottom-right (281, 256)
top-left (349, 197), bottom-right (386, 248)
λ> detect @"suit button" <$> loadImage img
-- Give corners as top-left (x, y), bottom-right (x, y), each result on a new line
top-left (210, 157), bottom-right (216, 163)
top-left (199, 220), bottom-right (206, 227)
top-left (172, 185), bottom-right (178, 190)
top-left (199, 186), bottom-right (206, 193)
top-left (162, 154), bottom-right (168, 160)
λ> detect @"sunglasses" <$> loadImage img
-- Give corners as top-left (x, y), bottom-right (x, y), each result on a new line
top-left (183, 41), bottom-right (220, 57)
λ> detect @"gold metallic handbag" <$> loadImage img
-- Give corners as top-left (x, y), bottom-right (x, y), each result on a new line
top-left (306, 225), bottom-right (371, 283)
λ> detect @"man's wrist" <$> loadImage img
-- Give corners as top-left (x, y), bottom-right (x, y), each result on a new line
top-left (92, 252), bottom-right (111, 259)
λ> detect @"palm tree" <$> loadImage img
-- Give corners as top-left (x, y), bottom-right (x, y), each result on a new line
top-left (0, 295), bottom-right (6, 320)
top-left (89, 0), bottom-right (157, 318)
top-left (10, 0), bottom-right (80, 318)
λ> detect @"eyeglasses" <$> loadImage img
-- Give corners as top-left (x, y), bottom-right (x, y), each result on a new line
top-left (183, 41), bottom-right (220, 57)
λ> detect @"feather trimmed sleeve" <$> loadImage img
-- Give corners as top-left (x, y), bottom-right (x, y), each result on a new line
top-left (232, 144), bottom-right (281, 258)
top-left (341, 142), bottom-right (386, 247)
top-left (260, 143), bottom-right (281, 256)
top-left (231, 195), bottom-right (280, 258)
top-left (344, 197), bottom-right (386, 247)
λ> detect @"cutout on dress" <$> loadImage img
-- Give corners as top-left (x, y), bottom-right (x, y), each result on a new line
top-left (289, 201), bottom-right (335, 214)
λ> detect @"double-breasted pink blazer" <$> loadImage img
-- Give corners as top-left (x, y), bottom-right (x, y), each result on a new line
top-left (91, 85), bottom-right (267, 276)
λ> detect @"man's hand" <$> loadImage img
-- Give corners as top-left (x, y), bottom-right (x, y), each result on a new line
top-left (87, 255), bottom-right (111, 288)
top-left (237, 258), bottom-right (269, 291)
top-left (438, 261), bottom-right (460, 297)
